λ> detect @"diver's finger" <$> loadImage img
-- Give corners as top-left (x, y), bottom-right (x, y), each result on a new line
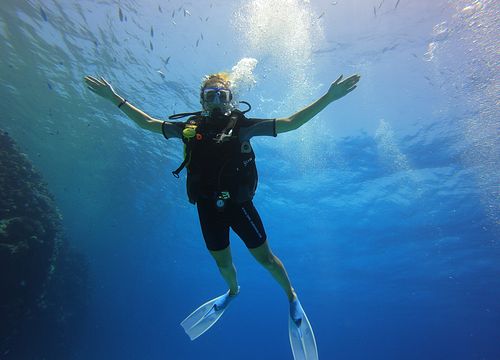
top-left (342, 74), bottom-right (358, 82)
top-left (344, 78), bottom-right (359, 88)
top-left (95, 74), bottom-right (105, 85)
top-left (86, 75), bottom-right (100, 83)
top-left (86, 78), bottom-right (101, 87)
top-left (84, 75), bottom-right (99, 84)
top-left (343, 79), bottom-right (359, 89)
top-left (345, 85), bottom-right (357, 94)
top-left (333, 74), bottom-right (343, 85)
top-left (100, 76), bottom-right (110, 86)
top-left (345, 74), bottom-right (360, 83)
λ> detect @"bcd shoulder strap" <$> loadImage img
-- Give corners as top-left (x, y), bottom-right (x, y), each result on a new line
top-left (171, 116), bottom-right (203, 178)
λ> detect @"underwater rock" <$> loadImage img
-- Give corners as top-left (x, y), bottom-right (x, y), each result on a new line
top-left (0, 129), bottom-right (88, 358)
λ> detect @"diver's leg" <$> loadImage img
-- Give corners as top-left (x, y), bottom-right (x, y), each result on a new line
top-left (197, 199), bottom-right (239, 295)
top-left (230, 201), bottom-right (296, 302)
top-left (209, 246), bottom-right (240, 295)
top-left (249, 240), bottom-right (296, 302)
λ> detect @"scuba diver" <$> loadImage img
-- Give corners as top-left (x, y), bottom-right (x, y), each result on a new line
top-left (84, 71), bottom-right (360, 359)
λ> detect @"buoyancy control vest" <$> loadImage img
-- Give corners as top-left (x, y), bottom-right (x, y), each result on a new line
top-left (172, 109), bottom-right (258, 204)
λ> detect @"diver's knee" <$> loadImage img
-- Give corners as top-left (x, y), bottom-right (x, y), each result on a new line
top-left (258, 254), bottom-right (277, 268)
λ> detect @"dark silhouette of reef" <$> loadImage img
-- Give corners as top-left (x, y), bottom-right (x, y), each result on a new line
top-left (0, 130), bottom-right (88, 359)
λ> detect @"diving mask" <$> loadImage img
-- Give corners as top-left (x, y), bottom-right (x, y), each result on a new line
top-left (201, 87), bottom-right (232, 104)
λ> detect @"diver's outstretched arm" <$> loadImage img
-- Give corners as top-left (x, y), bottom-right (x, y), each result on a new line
top-left (84, 75), bottom-right (163, 134)
top-left (275, 74), bottom-right (360, 134)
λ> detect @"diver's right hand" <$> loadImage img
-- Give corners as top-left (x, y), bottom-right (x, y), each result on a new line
top-left (84, 75), bottom-right (118, 102)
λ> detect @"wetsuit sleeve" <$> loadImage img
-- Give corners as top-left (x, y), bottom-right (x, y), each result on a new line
top-left (239, 118), bottom-right (277, 141)
top-left (162, 121), bottom-right (184, 139)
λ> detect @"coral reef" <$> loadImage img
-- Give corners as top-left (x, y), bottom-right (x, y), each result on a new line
top-left (0, 130), bottom-right (88, 358)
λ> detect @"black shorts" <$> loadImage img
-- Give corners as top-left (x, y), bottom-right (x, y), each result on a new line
top-left (196, 198), bottom-right (267, 251)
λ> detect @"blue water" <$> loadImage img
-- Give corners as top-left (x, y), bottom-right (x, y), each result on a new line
top-left (1, 0), bottom-right (499, 359)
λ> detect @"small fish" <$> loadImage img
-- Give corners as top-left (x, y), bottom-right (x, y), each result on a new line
top-left (196, 39), bottom-right (199, 47)
top-left (382, 43), bottom-right (398, 53)
top-left (172, 20), bottom-right (177, 25)
top-left (47, 82), bottom-right (52, 90)
top-left (150, 26), bottom-right (154, 37)
top-left (331, 1), bottom-right (337, 4)
top-left (205, 16), bottom-right (209, 21)
top-left (378, 0), bottom-right (385, 9)
top-left (158, 5), bottom-right (162, 13)
top-left (157, 70), bottom-right (166, 79)
top-left (318, 12), bottom-right (325, 19)
top-left (373, 6), bottom-right (377, 16)
top-left (199, 16), bottom-right (203, 21)
top-left (200, 33), bottom-right (204, 40)
top-left (184, 9), bottom-right (191, 17)
top-left (395, 0), bottom-right (401, 9)
top-left (171, 10), bottom-right (175, 18)
top-left (150, 41), bottom-right (153, 51)
top-left (119, 8), bottom-right (123, 22)
top-left (40, 7), bottom-right (48, 21)
top-left (165, 56), bottom-right (171, 65)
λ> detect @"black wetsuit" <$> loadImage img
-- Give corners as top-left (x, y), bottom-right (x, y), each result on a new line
top-left (162, 112), bottom-right (276, 251)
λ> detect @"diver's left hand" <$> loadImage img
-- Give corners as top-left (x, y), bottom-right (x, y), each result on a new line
top-left (325, 74), bottom-right (360, 102)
